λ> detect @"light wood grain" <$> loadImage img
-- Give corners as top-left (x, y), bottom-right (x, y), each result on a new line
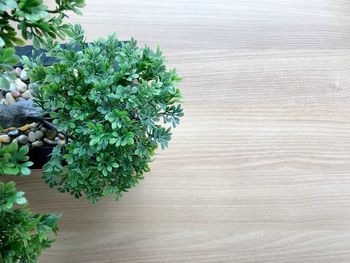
top-left (4, 0), bottom-right (350, 262)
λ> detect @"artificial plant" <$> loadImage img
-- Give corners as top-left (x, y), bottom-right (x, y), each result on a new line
top-left (0, 0), bottom-right (85, 89)
top-left (0, 1), bottom-right (85, 260)
top-left (0, 181), bottom-right (59, 263)
top-left (0, 142), bottom-right (33, 176)
top-left (23, 24), bottom-right (184, 202)
top-left (0, 0), bottom-right (86, 168)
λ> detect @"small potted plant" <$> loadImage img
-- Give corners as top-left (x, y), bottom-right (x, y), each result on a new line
top-left (0, 0), bottom-right (84, 262)
top-left (23, 24), bottom-right (184, 202)
top-left (0, 1), bottom-right (184, 261)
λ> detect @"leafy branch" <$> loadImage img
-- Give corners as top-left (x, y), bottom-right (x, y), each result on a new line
top-left (0, 181), bottom-right (59, 263)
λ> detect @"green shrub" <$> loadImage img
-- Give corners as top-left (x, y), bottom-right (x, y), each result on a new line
top-left (24, 24), bottom-right (184, 202)
top-left (0, 181), bottom-right (59, 263)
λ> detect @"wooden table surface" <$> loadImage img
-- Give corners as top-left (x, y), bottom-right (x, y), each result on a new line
top-left (6, 0), bottom-right (350, 262)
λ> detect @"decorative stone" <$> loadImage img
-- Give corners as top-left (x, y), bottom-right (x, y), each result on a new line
top-left (57, 139), bottom-right (65, 145)
top-left (32, 140), bottom-right (44, 147)
top-left (15, 78), bottom-right (27, 91)
top-left (34, 130), bottom-right (44, 140)
top-left (43, 138), bottom-right (57, 145)
top-left (21, 90), bottom-right (31, 99)
top-left (9, 83), bottom-right (17, 92)
top-left (20, 69), bottom-right (28, 81)
top-left (19, 124), bottom-right (30, 132)
top-left (0, 99), bottom-right (44, 129)
top-left (17, 135), bottom-right (29, 145)
top-left (16, 97), bottom-right (25, 102)
top-left (28, 131), bottom-right (36, 142)
top-left (46, 129), bottom-right (57, 140)
top-left (5, 93), bottom-right (16, 105)
top-left (0, 134), bottom-right (11, 143)
top-left (40, 127), bottom-right (48, 133)
top-left (15, 67), bottom-right (22, 77)
top-left (30, 122), bottom-right (39, 128)
top-left (15, 79), bottom-right (27, 93)
top-left (7, 129), bottom-right (19, 137)
top-left (12, 138), bottom-right (17, 144)
top-left (29, 123), bottom-right (39, 131)
top-left (5, 127), bottom-right (15, 132)
top-left (58, 133), bottom-right (65, 139)
top-left (11, 91), bottom-right (21, 98)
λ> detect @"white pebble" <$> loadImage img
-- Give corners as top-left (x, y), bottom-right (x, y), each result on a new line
top-left (28, 131), bottom-right (36, 142)
top-left (21, 90), bottom-right (32, 99)
top-left (15, 67), bottom-right (22, 77)
top-left (15, 78), bottom-right (27, 92)
top-left (0, 134), bottom-right (11, 143)
top-left (34, 130), bottom-right (44, 140)
top-left (20, 69), bottom-right (28, 81)
top-left (5, 93), bottom-right (16, 105)
top-left (9, 82), bottom-right (17, 92)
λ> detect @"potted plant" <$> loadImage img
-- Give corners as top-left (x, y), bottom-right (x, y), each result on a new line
top-left (0, 0), bottom-right (86, 169)
top-left (23, 24), bottom-right (184, 202)
top-left (0, 0), bottom-right (84, 262)
top-left (1, 1), bottom-right (184, 261)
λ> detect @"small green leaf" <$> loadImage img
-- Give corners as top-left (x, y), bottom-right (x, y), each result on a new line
top-left (33, 36), bottom-right (40, 49)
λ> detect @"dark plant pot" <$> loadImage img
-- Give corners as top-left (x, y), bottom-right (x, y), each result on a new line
top-left (29, 147), bottom-right (54, 169)
top-left (15, 45), bottom-right (63, 67)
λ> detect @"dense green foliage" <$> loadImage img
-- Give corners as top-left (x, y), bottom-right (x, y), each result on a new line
top-left (0, 142), bottom-right (33, 176)
top-left (0, 0), bottom-right (85, 89)
top-left (0, 181), bottom-right (59, 263)
top-left (0, 2), bottom-right (85, 260)
top-left (24, 24), bottom-right (184, 202)
top-left (0, 0), bottom-right (85, 47)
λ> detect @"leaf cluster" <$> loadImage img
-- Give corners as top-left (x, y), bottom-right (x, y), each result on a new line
top-left (0, 0), bottom-right (85, 47)
top-left (0, 181), bottom-right (59, 263)
top-left (24, 24), bottom-right (184, 202)
top-left (0, 142), bottom-right (33, 176)
top-left (0, 47), bottom-right (18, 88)
top-left (0, 0), bottom-right (85, 90)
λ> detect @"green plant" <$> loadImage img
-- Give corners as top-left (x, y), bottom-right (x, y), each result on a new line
top-left (0, 47), bottom-right (19, 87)
top-left (0, 0), bottom-right (85, 89)
top-left (24, 24), bottom-right (184, 202)
top-left (0, 0), bottom-right (85, 47)
top-left (0, 142), bottom-right (33, 176)
top-left (0, 181), bottom-right (59, 263)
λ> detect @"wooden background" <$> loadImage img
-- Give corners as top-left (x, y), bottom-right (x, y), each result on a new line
top-left (6, 0), bottom-right (350, 262)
